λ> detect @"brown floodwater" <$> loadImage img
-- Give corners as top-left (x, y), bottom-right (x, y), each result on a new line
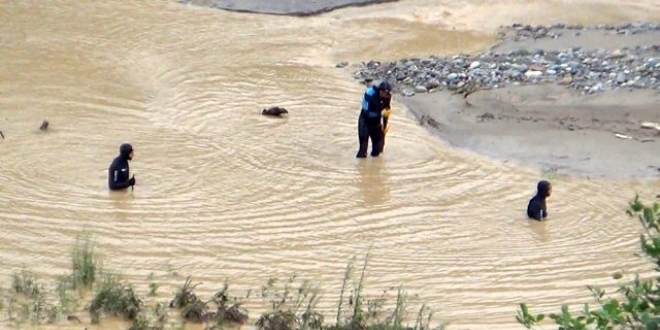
top-left (1, 0), bottom-right (660, 329)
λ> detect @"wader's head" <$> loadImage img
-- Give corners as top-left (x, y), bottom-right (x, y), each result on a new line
top-left (120, 143), bottom-right (134, 161)
top-left (376, 80), bottom-right (392, 99)
top-left (537, 180), bottom-right (552, 198)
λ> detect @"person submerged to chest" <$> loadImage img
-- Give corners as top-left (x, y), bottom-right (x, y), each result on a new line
top-left (108, 143), bottom-right (136, 191)
top-left (527, 180), bottom-right (552, 221)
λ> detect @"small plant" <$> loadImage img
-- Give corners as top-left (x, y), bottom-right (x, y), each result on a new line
top-left (71, 232), bottom-right (100, 290)
top-left (210, 282), bottom-right (249, 326)
top-left (256, 275), bottom-right (323, 330)
top-left (87, 273), bottom-right (143, 324)
top-left (128, 311), bottom-right (152, 330)
top-left (169, 276), bottom-right (248, 326)
top-left (170, 276), bottom-right (201, 310)
top-left (330, 251), bottom-right (444, 330)
top-left (414, 304), bottom-right (436, 330)
top-left (148, 282), bottom-right (159, 297)
top-left (127, 303), bottom-right (169, 330)
top-left (0, 287), bottom-right (4, 312)
top-left (3, 270), bottom-right (66, 325)
top-left (11, 269), bottom-right (43, 298)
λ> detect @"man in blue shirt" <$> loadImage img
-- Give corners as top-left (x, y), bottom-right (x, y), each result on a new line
top-left (356, 80), bottom-right (392, 158)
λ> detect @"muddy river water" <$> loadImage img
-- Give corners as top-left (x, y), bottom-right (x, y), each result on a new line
top-left (1, 0), bottom-right (660, 329)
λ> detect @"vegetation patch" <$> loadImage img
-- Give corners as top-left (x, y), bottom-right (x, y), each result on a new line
top-left (0, 235), bottom-right (443, 330)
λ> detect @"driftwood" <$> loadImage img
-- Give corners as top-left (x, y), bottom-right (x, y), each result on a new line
top-left (261, 107), bottom-right (289, 117)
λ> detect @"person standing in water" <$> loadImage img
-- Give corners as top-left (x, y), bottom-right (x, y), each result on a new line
top-left (527, 180), bottom-right (552, 221)
top-left (108, 143), bottom-right (136, 191)
top-left (356, 80), bottom-right (392, 158)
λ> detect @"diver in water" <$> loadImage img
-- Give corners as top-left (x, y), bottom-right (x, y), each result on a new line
top-left (527, 180), bottom-right (552, 221)
top-left (356, 80), bottom-right (392, 158)
top-left (108, 143), bottom-right (136, 191)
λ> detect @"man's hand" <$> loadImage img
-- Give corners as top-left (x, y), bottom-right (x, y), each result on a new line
top-left (383, 125), bottom-right (389, 134)
top-left (382, 108), bottom-right (392, 118)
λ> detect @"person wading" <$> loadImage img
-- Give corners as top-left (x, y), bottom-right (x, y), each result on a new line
top-left (108, 143), bottom-right (136, 191)
top-left (356, 80), bottom-right (392, 158)
top-left (527, 180), bottom-right (552, 221)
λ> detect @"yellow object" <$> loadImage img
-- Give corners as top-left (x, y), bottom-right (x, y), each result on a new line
top-left (382, 107), bottom-right (392, 134)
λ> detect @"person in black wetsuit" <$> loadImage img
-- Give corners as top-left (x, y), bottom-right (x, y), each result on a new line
top-left (527, 180), bottom-right (552, 221)
top-left (108, 143), bottom-right (136, 191)
top-left (356, 80), bottom-right (392, 158)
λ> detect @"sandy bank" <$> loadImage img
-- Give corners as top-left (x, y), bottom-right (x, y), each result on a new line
top-left (175, 0), bottom-right (398, 16)
top-left (401, 85), bottom-right (660, 178)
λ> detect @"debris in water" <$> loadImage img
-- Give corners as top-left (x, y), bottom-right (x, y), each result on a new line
top-left (40, 120), bottom-right (49, 131)
top-left (261, 107), bottom-right (289, 117)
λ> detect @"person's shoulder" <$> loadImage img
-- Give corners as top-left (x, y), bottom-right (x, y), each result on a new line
top-left (527, 196), bottom-right (539, 206)
top-left (108, 155), bottom-right (122, 168)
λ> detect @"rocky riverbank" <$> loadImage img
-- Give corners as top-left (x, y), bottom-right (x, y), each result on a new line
top-left (348, 22), bottom-right (660, 98)
top-left (346, 22), bottom-right (660, 178)
top-left (499, 22), bottom-right (660, 42)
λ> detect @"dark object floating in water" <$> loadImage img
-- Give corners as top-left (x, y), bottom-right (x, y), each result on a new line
top-left (40, 120), bottom-right (49, 131)
top-left (0, 130), bottom-right (4, 139)
top-left (262, 107), bottom-right (289, 117)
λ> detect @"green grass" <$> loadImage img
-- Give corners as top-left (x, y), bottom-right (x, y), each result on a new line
top-left (0, 235), bottom-right (444, 330)
top-left (88, 273), bottom-right (142, 324)
top-left (71, 232), bottom-right (100, 290)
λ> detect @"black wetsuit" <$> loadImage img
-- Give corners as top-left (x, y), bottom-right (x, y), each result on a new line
top-left (108, 143), bottom-right (135, 190)
top-left (527, 180), bottom-right (551, 221)
top-left (356, 85), bottom-right (390, 158)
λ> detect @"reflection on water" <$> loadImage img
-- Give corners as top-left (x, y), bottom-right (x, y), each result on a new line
top-left (356, 158), bottom-right (391, 207)
top-left (528, 220), bottom-right (551, 244)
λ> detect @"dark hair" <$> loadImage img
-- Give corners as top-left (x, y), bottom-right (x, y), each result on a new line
top-left (377, 80), bottom-right (392, 92)
top-left (120, 143), bottom-right (133, 157)
top-left (537, 180), bottom-right (551, 196)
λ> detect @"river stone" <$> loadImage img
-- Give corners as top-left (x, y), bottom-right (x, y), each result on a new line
top-left (351, 23), bottom-right (660, 96)
top-left (414, 85), bottom-right (428, 93)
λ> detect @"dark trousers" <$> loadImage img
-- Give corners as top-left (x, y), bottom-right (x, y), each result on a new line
top-left (356, 115), bottom-right (383, 158)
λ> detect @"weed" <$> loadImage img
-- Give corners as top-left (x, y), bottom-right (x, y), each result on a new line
top-left (87, 273), bottom-right (143, 324)
top-left (11, 269), bottom-right (43, 298)
top-left (0, 240), bottom-right (443, 330)
top-left (71, 232), bottom-right (100, 290)
top-left (148, 282), bottom-right (159, 297)
top-left (169, 276), bottom-right (248, 326)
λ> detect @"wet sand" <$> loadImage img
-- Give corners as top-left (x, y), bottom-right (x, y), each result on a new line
top-left (399, 28), bottom-right (660, 179)
top-left (176, 0), bottom-right (398, 16)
